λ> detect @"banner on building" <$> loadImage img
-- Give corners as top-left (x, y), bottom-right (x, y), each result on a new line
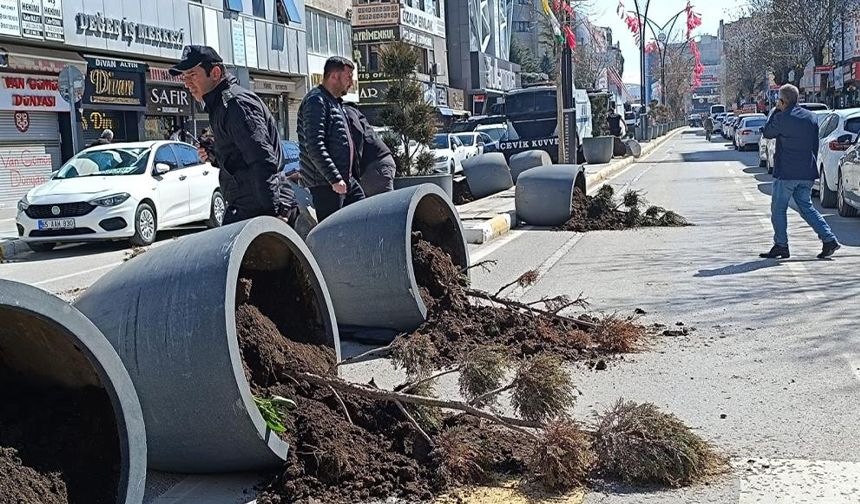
top-left (352, 3), bottom-right (400, 27)
top-left (83, 57), bottom-right (147, 108)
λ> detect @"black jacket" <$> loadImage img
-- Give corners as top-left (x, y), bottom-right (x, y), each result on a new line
top-left (297, 85), bottom-right (353, 188)
top-left (343, 104), bottom-right (394, 178)
top-left (202, 76), bottom-right (293, 219)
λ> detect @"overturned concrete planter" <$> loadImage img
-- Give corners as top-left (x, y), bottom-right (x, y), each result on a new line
top-left (515, 165), bottom-right (587, 227)
top-left (394, 173), bottom-right (454, 199)
top-left (0, 280), bottom-right (146, 504)
top-left (307, 184), bottom-right (468, 334)
top-left (462, 153), bottom-right (514, 198)
top-left (75, 217), bottom-right (340, 473)
top-left (510, 150), bottom-right (552, 183)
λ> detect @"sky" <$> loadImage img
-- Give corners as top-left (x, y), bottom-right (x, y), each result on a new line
top-left (590, 0), bottom-right (747, 84)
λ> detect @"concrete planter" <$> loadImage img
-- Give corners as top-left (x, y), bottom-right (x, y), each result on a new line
top-left (75, 217), bottom-right (340, 473)
top-left (462, 153), bottom-right (514, 198)
top-left (509, 150), bottom-right (552, 182)
top-left (515, 165), bottom-right (587, 226)
top-left (306, 184), bottom-right (469, 335)
top-left (582, 136), bottom-right (614, 164)
top-left (394, 173), bottom-right (454, 199)
top-left (0, 280), bottom-right (147, 504)
top-left (624, 139), bottom-right (643, 158)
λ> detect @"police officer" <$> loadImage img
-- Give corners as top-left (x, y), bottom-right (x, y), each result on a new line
top-left (170, 45), bottom-right (296, 225)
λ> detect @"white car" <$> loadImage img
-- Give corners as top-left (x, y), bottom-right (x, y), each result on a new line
top-left (430, 133), bottom-right (468, 174)
top-left (453, 132), bottom-right (486, 159)
top-left (713, 113), bottom-right (727, 133)
top-left (721, 113), bottom-right (736, 139)
top-left (16, 141), bottom-right (223, 252)
top-left (733, 114), bottom-right (766, 150)
top-left (815, 109), bottom-right (860, 207)
top-left (760, 107), bottom-right (830, 173)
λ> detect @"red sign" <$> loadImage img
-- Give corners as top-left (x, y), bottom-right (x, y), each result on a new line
top-left (473, 94), bottom-right (486, 103)
top-left (0, 73), bottom-right (68, 112)
top-left (14, 112), bottom-right (30, 133)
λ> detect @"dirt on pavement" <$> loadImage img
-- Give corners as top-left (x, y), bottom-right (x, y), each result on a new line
top-left (558, 187), bottom-right (690, 232)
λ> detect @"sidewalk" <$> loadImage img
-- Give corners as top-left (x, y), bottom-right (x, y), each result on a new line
top-left (458, 128), bottom-right (684, 244)
top-left (0, 207), bottom-right (22, 261)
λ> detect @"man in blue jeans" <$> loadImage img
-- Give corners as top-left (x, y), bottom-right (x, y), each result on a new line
top-left (760, 84), bottom-right (840, 259)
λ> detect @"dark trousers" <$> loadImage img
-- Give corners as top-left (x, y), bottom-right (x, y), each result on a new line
top-left (310, 178), bottom-right (366, 222)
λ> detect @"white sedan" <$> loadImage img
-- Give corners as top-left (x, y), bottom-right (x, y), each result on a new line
top-left (16, 141), bottom-right (223, 252)
top-left (453, 132), bottom-right (491, 158)
top-left (430, 133), bottom-right (468, 174)
top-left (815, 109), bottom-right (860, 207)
top-left (734, 115), bottom-right (767, 150)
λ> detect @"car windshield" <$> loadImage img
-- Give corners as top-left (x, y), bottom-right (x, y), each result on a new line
top-left (54, 148), bottom-right (151, 179)
top-left (432, 134), bottom-right (450, 149)
top-left (456, 134), bottom-right (475, 146)
top-left (743, 119), bottom-right (766, 128)
top-left (478, 127), bottom-right (507, 141)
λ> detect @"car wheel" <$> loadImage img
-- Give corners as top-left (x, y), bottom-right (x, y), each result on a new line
top-left (820, 168), bottom-right (837, 208)
top-left (206, 191), bottom-right (225, 228)
top-left (130, 202), bottom-right (157, 246)
top-left (837, 171), bottom-right (859, 217)
top-left (26, 242), bottom-right (55, 253)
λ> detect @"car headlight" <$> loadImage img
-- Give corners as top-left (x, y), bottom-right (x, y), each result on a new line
top-left (17, 196), bottom-right (29, 212)
top-left (90, 193), bottom-right (131, 207)
top-left (434, 155), bottom-right (447, 163)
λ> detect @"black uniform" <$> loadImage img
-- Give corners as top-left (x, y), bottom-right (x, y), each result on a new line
top-left (201, 75), bottom-right (296, 225)
top-left (344, 104), bottom-right (395, 197)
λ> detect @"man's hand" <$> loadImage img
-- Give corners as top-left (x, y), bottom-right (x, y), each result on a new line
top-left (197, 146), bottom-right (209, 163)
top-left (331, 180), bottom-right (348, 194)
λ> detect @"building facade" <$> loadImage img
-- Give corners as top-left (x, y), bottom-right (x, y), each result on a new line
top-left (0, 0), bottom-right (308, 209)
top-left (350, 0), bottom-right (451, 125)
top-left (446, 0), bottom-right (521, 115)
top-left (305, 0), bottom-right (357, 103)
top-left (690, 34), bottom-right (722, 114)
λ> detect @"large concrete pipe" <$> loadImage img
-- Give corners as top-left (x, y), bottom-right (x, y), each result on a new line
top-left (462, 153), bottom-right (514, 198)
top-left (509, 150), bottom-right (552, 183)
top-left (306, 184), bottom-right (468, 335)
top-left (0, 280), bottom-right (146, 504)
top-left (75, 217), bottom-right (340, 473)
top-left (515, 165), bottom-right (587, 227)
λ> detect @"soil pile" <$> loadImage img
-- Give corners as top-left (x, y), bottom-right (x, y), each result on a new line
top-left (0, 386), bottom-right (120, 504)
top-left (559, 186), bottom-right (690, 232)
top-left (453, 180), bottom-right (475, 205)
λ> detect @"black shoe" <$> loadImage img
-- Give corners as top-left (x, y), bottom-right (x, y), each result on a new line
top-left (817, 240), bottom-right (841, 259)
top-left (760, 245), bottom-right (790, 259)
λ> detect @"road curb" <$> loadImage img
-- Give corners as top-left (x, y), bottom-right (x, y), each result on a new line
top-left (461, 127), bottom-right (684, 246)
top-left (0, 238), bottom-right (26, 261)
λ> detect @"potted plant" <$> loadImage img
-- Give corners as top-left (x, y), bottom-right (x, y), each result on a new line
top-left (581, 92), bottom-right (614, 164)
top-left (378, 42), bottom-right (453, 198)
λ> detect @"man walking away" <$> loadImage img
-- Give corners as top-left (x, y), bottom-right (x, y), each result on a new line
top-left (91, 129), bottom-right (113, 147)
top-left (760, 84), bottom-right (839, 259)
top-left (171, 45), bottom-right (297, 226)
top-left (703, 115), bottom-right (713, 141)
top-left (297, 56), bottom-right (365, 221)
top-left (343, 103), bottom-right (395, 197)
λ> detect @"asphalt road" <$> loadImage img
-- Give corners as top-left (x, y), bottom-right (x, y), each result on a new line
top-left (4, 130), bottom-right (860, 503)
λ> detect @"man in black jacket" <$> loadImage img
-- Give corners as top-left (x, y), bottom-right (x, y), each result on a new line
top-left (344, 103), bottom-right (395, 196)
top-left (170, 45), bottom-right (296, 225)
top-left (297, 56), bottom-right (365, 221)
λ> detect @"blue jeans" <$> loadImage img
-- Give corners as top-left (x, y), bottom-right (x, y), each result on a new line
top-left (771, 179), bottom-right (837, 248)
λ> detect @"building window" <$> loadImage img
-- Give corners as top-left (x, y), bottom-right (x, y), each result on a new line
top-left (252, 0), bottom-right (265, 17)
top-left (279, 0), bottom-right (302, 23)
top-left (225, 0), bottom-right (243, 13)
top-left (306, 9), bottom-right (351, 58)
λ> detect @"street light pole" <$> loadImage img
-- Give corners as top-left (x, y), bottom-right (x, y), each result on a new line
top-left (640, 8), bottom-right (689, 105)
top-left (632, 0), bottom-right (651, 139)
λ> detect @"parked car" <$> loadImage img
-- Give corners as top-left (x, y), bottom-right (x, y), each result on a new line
top-left (624, 110), bottom-right (638, 133)
top-left (281, 140), bottom-right (300, 177)
top-left (16, 141), bottom-right (223, 252)
top-left (721, 113), bottom-right (736, 139)
top-left (453, 132), bottom-right (487, 158)
top-left (713, 113), bottom-right (727, 133)
top-left (734, 115), bottom-right (768, 150)
top-left (799, 102), bottom-right (829, 112)
top-left (836, 140), bottom-right (860, 216)
top-left (814, 109), bottom-right (860, 207)
top-left (430, 133), bottom-right (468, 174)
top-left (760, 108), bottom-right (830, 173)
top-left (710, 104), bottom-right (727, 116)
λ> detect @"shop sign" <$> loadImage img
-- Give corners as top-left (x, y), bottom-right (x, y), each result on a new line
top-left (358, 70), bottom-right (388, 82)
top-left (14, 111), bottom-right (28, 132)
top-left (148, 67), bottom-right (184, 85)
top-left (358, 81), bottom-right (390, 104)
top-left (448, 88), bottom-right (465, 110)
top-left (435, 86), bottom-right (448, 107)
top-left (42, 0), bottom-right (62, 42)
top-left (400, 5), bottom-right (445, 38)
top-left (352, 27), bottom-right (399, 45)
top-left (252, 78), bottom-right (294, 94)
top-left (0, 0), bottom-right (20, 37)
top-left (400, 26), bottom-right (434, 49)
top-left (474, 53), bottom-right (519, 92)
top-left (76, 12), bottom-right (184, 49)
top-left (0, 145), bottom-right (53, 194)
top-left (20, 0), bottom-right (42, 39)
top-left (83, 57), bottom-right (147, 108)
top-left (147, 85), bottom-right (190, 115)
top-left (81, 110), bottom-right (124, 134)
top-left (352, 3), bottom-right (400, 28)
top-left (0, 73), bottom-right (69, 112)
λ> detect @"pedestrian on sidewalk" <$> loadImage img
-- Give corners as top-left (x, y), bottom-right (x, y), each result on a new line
top-left (760, 84), bottom-right (840, 259)
top-left (297, 56), bottom-right (365, 222)
top-left (343, 103), bottom-right (395, 197)
top-left (171, 45), bottom-right (297, 226)
top-left (90, 129), bottom-right (113, 147)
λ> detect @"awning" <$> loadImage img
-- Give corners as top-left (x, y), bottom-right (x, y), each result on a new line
top-left (438, 107), bottom-right (454, 117)
top-left (0, 43), bottom-right (87, 75)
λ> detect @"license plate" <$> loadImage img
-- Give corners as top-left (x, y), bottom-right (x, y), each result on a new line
top-left (37, 218), bottom-right (75, 230)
